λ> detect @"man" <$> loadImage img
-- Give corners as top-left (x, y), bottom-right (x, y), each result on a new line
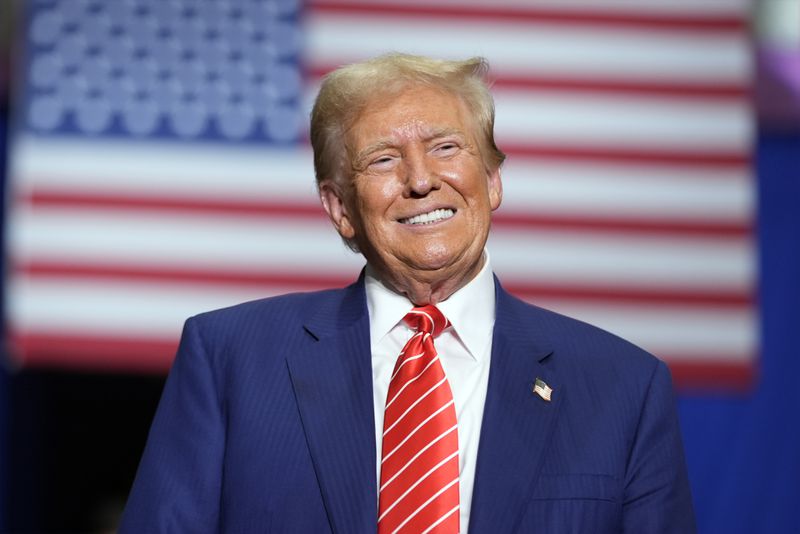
top-left (120, 54), bottom-right (695, 533)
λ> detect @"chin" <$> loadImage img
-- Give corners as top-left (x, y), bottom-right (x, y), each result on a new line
top-left (411, 245), bottom-right (475, 272)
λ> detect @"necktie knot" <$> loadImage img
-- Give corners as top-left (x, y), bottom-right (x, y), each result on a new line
top-left (404, 305), bottom-right (450, 337)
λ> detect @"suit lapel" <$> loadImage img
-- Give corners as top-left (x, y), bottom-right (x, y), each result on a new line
top-left (286, 279), bottom-right (377, 534)
top-left (468, 282), bottom-right (563, 533)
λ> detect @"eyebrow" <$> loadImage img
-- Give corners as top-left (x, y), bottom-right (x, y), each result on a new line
top-left (355, 141), bottom-right (396, 166)
top-left (354, 127), bottom-right (467, 166)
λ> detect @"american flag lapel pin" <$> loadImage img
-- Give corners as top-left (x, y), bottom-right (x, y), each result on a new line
top-left (533, 377), bottom-right (553, 402)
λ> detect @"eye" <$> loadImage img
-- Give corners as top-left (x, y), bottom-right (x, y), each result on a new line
top-left (434, 142), bottom-right (459, 156)
top-left (368, 154), bottom-right (396, 169)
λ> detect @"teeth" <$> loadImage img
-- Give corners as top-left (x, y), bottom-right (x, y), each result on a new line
top-left (401, 208), bottom-right (455, 225)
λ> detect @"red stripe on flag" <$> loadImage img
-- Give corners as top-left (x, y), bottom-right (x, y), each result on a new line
top-left (307, 67), bottom-right (751, 100)
top-left (309, 1), bottom-right (748, 32)
top-left (489, 75), bottom-right (751, 99)
top-left (17, 261), bottom-right (751, 308)
top-left (22, 189), bottom-right (750, 238)
top-left (501, 144), bottom-right (750, 168)
top-left (494, 212), bottom-right (751, 238)
top-left (506, 281), bottom-right (753, 308)
top-left (9, 331), bottom-right (178, 374)
top-left (668, 360), bottom-right (757, 391)
top-left (24, 189), bottom-right (326, 219)
top-left (19, 261), bottom-right (354, 290)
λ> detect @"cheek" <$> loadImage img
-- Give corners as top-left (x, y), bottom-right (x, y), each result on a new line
top-left (440, 160), bottom-right (488, 196)
top-left (376, 176), bottom-right (401, 199)
top-left (436, 164), bottom-right (461, 181)
top-left (355, 178), bottom-right (400, 218)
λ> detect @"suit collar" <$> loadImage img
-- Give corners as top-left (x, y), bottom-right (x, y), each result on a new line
top-left (302, 271), bottom-right (368, 341)
top-left (363, 258), bottom-right (496, 362)
top-left (287, 274), bottom-right (377, 534)
top-left (468, 277), bottom-right (563, 532)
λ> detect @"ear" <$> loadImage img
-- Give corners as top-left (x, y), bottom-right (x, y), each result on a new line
top-left (487, 166), bottom-right (502, 211)
top-left (319, 181), bottom-right (356, 240)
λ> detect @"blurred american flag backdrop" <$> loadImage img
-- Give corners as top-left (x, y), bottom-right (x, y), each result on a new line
top-left (5, 0), bottom-right (756, 389)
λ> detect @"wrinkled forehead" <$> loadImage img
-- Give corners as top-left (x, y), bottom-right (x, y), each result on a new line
top-left (345, 84), bottom-right (476, 147)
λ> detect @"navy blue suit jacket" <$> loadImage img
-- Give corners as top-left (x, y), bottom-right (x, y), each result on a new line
top-left (120, 276), bottom-right (695, 533)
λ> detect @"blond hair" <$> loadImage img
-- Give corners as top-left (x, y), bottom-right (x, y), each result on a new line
top-left (310, 53), bottom-right (506, 189)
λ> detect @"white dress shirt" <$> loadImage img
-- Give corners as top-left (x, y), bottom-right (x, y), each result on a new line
top-left (365, 255), bottom-right (495, 533)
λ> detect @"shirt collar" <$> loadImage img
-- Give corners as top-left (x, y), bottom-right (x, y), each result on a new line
top-left (365, 252), bottom-right (496, 362)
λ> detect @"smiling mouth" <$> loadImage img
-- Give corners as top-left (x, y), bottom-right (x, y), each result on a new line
top-left (399, 208), bottom-right (456, 226)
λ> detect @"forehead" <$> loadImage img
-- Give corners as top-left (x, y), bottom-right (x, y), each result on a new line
top-left (347, 85), bottom-right (473, 148)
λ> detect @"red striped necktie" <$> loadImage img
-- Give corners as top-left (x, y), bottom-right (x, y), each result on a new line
top-left (378, 305), bottom-right (460, 534)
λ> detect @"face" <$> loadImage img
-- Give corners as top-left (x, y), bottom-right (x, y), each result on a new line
top-left (320, 84), bottom-right (502, 302)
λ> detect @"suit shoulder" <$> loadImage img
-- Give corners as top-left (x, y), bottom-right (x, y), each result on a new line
top-left (184, 286), bottom-right (351, 348)
top-left (193, 288), bottom-right (342, 323)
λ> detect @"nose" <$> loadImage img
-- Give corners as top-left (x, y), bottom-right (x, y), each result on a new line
top-left (402, 151), bottom-right (441, 198)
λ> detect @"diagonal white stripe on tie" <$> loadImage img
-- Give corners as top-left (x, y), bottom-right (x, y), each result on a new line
top-left (380, 424), bottom-right (458, 491)
top-left (390, 477), bottom-right (460, 534)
